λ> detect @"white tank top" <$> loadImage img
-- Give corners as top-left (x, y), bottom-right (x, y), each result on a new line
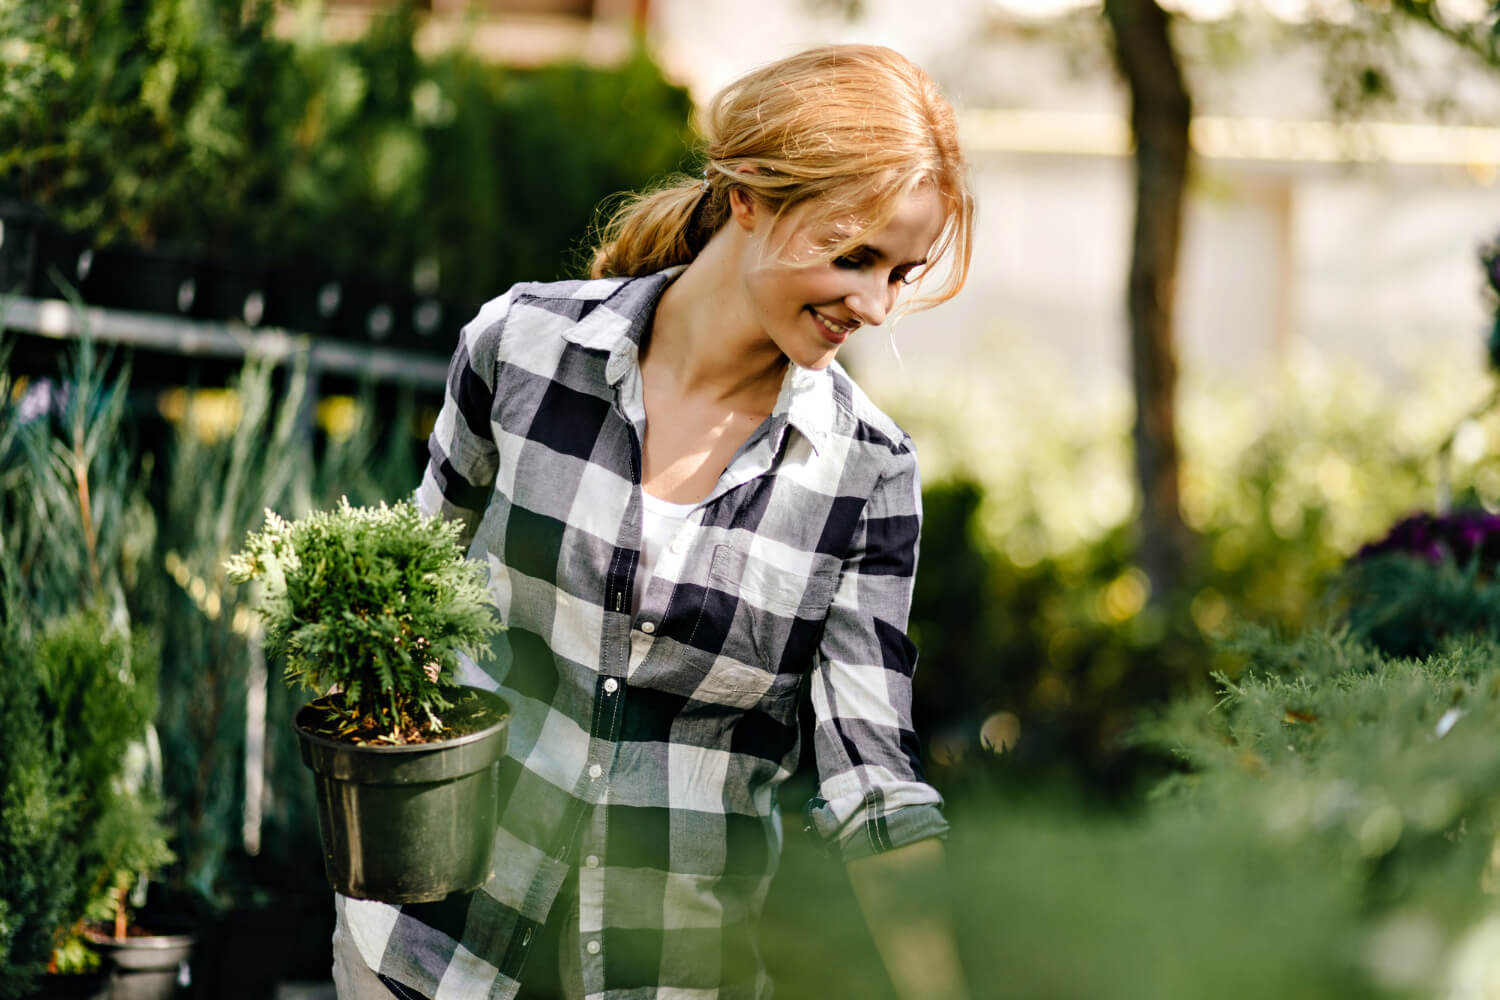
top-left (635, 490), bottom-right (695, 613)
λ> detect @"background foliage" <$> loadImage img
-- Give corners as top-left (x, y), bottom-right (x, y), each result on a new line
top-left (0, 0), bottom-right (692, 312)
top-left (884, 338), bottom-right (1492, 797)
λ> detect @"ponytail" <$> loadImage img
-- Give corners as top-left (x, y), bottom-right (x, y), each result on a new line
top-left (589, 177), bottom-right (728, 279)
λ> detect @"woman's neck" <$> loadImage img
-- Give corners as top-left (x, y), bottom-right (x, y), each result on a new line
top-left (645, 232), bottom-right (787, 408)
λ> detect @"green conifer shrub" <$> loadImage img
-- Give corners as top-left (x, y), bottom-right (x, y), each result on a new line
top-left (0, 627), bottom-right (77, 996)
top-left (1139, 626), bottom-right (1500, 933)
top-left (29, 613), bottom-right (174, 974)
top-left (226, 499), bottom-right (501, 743)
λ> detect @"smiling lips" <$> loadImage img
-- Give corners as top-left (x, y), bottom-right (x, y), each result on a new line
top-left (810, 308), bottom-right (859, 342)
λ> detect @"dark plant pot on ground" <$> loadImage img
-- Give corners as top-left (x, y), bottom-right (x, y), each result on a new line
top-left (264, 267), bottom-right (343, 337)
top-left (294, 686), bottom-right (510, 903)
top-left (0, 199), bottom-right (46, 296)
top-left (187, 894), bottom-right (334, 1000)
top-left (29, 972), bottom-right (107, 999)
top-left (190, 258), bottom-right (269, 328)
top-left (77, 243), bottom-right (198, 317)
top-left (332, 277), bottom-right (410, 347)
top-left (29, 223), bottom-right (96, 301)
top-left (81, 925), bottom-right (196, 1000)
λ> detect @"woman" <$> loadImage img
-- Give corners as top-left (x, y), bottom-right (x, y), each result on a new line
top-left (334, 43), bottom-right (975, 1000)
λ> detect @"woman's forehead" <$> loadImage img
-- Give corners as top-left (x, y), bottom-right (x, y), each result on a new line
top-left (793, 183), bottom-right (946, 247)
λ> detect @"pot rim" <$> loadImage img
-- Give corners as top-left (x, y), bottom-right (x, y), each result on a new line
top-left (81, 929), bottom-right (197, 950)
top-left (293, 684), bottom-right (509, 756)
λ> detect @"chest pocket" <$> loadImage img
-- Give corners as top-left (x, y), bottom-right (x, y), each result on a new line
top-left (708, 543), bottom-right (838, 677)
top-left (710, 544), bottom-right (833, 618)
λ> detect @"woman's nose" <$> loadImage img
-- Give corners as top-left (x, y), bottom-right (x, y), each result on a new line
top-left (848, 275), bottom-right (895, 327)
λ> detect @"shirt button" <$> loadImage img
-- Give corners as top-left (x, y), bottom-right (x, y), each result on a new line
top-left (670, 535), bottom-right (687, 554)
top-left (586, 940), bottom-right (601, 956)
top-left (585, 854), bottom-right (600, 869)
top-left (640, 621), bottom-right (656, 635)
top-left (588, 764), bottom-right (603, 779)
top-left (603, 678), bottom-right (619, 694)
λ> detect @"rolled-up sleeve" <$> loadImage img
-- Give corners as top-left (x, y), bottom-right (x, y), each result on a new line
top-left (415, 290), bottom-right (512, 546)
top-left (805, 443), bottom-right (948, 861)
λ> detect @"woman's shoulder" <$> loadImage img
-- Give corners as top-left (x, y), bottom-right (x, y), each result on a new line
top-left (822, 360), bottom-right (916, 462)
top-left (473, 275), bottom-right (633, 326)
top-left (468, 272), bottom-right (674, 340)
top-left (456, 272), bottom-right (673, 378)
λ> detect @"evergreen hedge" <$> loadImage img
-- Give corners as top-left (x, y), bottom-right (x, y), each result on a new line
top-left (0, 629), bottom-right (76, 996)
top-left (0, 0), bottom-right (692, 313)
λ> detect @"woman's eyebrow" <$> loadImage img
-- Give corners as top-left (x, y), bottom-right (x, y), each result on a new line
top-left (849, 242), bottom-right (928, 267)
top-left (870, 245), bottom-right (930, 268)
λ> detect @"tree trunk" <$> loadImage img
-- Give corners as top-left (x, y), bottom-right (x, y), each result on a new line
top-left (1102, 0), bottom-right (1195, 601)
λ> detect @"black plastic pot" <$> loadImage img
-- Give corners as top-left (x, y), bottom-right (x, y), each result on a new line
top-left (30, 224), bottom-right (97, 301)
top-left (332, 277), bottom-right (409, 346)
top-left (191, 258), bottom-right (269, 327)
top-left (83, 928), bottom-right (195, 1000)
top-left (29, 972), bottom-right (106, 999)
top-left (294, 687), bottom-right (510, 904)
top-left (78, 244), bottom-right (198, 317)
top-left (264, 267), bottom-right (343, 336)
top-left (0, 200), bottom-right (45, 296)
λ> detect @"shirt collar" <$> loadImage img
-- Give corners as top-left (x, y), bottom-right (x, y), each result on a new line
top-left (772, 361), bottom-right (834, 456)
top-left (559, 268), bottom-right (680, 385)
top-left (562, 266), bottom-right (834, 456)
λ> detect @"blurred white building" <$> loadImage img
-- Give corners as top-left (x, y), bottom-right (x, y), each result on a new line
top-left (645, 0), bottom-right (1500, 392)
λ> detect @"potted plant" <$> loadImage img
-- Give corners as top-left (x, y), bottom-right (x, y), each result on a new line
top-left (19, 613), bottom-right (190, 1000)
top-left (225, 499), bottom-right (508, 903)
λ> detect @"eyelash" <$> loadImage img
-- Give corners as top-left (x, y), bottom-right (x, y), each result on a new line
top-left (833, 254), bottom-right (918, 285)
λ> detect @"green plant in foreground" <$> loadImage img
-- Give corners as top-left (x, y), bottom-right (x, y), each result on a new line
top-left (0, 627), bottom-right (76, 995)
top-left (29, 613), bottom-right (174, 975)
top-left (226, 499), bottom-right (500, 743)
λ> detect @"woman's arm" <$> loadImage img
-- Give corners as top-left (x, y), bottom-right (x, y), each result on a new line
top-left (415, 290), bottom-right (512, 544)
top-left (847, 837), bottom-right (969, 1000)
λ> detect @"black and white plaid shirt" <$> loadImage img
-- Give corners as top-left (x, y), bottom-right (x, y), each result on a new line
top-left (339, 269), bottom-right (947, 999)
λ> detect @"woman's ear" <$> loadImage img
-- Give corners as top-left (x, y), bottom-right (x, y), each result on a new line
top-left (728, 186), bottom-right (759, 232)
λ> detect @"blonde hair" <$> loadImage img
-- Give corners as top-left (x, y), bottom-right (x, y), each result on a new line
top-left (589, 44), bottom-right (974, 312)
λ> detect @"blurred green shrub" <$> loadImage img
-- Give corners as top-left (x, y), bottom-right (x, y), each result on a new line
top-left (0, 0), bottom-right (278, 249)
top-left (765, 576), bottom-right (1500, 999)
top-left (883, 341), bottom-right (1493, 796)
top-left (0, 626), bottom-right (76, 994)
top-left (0, 0), bottom-right (691, 305)
top-left (0, 343), bottom-right (174, 987)
top-left (1129, 626), bottom-right (1500, 991)
top-left (2, 331), bottom-right (425, 924)
top-left (32, 615), bottom-right (174, 972)
top-left (0, 342), bottom-right (150, 635)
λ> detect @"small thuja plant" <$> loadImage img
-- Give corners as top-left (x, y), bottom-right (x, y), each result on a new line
top-left (226, 499), bottom-right (501, 744)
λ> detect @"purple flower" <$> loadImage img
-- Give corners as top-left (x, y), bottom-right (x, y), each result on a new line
top-left (1356, 510), bottom-right (1500, 571)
